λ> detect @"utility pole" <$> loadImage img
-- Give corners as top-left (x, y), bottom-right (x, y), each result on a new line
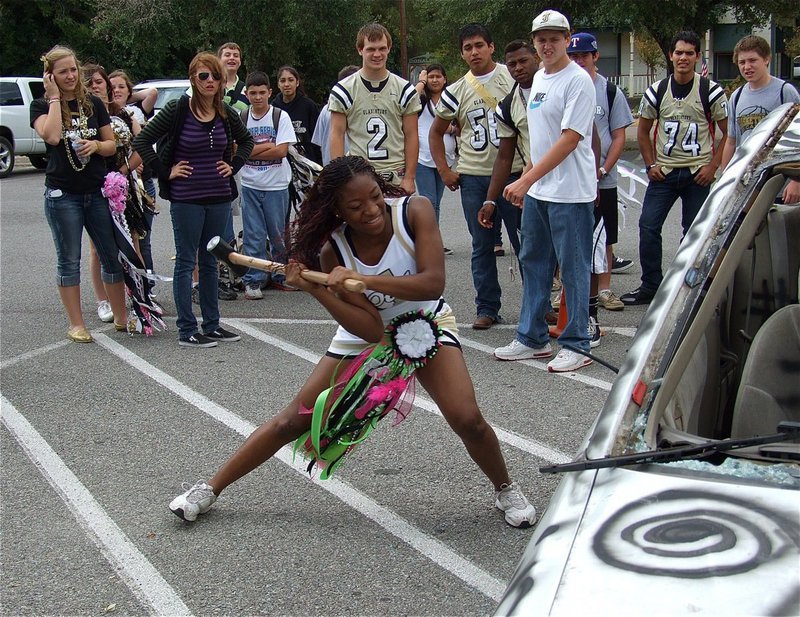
top-left (399, 0), bottom-right (408, 78)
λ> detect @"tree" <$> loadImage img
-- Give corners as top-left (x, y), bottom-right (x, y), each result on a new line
top-left (581, 1), bottom-right (800, 70)
top-left (634, 30), bottom-right (666, 81)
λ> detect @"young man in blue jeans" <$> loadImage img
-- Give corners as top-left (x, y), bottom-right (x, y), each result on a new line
top-left (239, 71), bottom-right (298, 300)
top-left (622, 30), bottom-right (728, 305)
top-left (495, 9), bottom-right (597, 372)
top-left (429, 23), bottom-right (521, 330)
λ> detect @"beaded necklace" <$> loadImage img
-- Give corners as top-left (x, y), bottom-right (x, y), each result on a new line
top-left (62, 99), bottom-right (90, 172)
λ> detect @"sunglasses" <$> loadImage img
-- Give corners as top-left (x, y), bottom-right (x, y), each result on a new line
top-left (197, 72), bottom-right (221, 81)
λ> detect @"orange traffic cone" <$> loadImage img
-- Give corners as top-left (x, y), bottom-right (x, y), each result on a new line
top-left (549, 287), bottom-right (567, 338)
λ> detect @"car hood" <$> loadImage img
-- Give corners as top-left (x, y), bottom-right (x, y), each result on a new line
top-left (497, 466), bottom-right (800, 616)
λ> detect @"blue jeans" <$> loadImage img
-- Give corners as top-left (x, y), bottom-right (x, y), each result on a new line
top-left (43, 188), bottom-right (124, 287)
top-left (416, 164), bottom-right (445, 223)
top-left (459, 174), bottom-right (521, 318)
top-left (240, 186), bottom-right (290, 286)
top-left (170, 201), bottom-right (231, 339)
top-left (639, 168), bottom-right (709, 292)
top-left (517, 196), bottom-right (593, 352)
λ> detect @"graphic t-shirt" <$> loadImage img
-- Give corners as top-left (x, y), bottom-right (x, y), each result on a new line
top-left (30, 94), bottom-right (111, 192)
top-left (241, 106), bottom-right (296, 190)
top-left (728, 78), bottom-right (800, 145)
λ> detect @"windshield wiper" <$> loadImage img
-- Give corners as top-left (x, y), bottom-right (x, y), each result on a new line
top-left (540, 421), bottom-right (800, 474)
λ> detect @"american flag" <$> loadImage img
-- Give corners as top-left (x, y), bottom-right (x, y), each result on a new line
top-left (701, 57), bottom-right (709, 78)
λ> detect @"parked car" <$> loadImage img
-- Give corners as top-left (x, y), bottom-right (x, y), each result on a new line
top-left (0, 77), bottom-right (47, 178)
top-left (132, 79), bottom-right (190, 114)
top-left (496, 103), bottom-right (800, 616)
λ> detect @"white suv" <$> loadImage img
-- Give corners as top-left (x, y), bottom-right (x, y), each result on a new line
top-left (0, 77), bottom-right (47, 178)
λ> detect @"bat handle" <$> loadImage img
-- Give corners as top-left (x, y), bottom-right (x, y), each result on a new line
top-left (299, 270), bottom-right (366, 293)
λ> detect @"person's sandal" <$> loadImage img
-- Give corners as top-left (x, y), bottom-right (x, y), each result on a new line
top-left (67, 326), bottom-right (93, 343)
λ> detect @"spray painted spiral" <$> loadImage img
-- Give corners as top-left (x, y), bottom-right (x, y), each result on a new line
top-left (592, 489), bottom-right (799, 578)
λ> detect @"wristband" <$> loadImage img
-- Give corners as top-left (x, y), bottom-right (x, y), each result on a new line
top-left (48, 99), bottom-right (61, 104)
top-left (646, 163), bottom-right (658, 171)
top-left (598, 166), bottom-right (608, 177)
top-left (483, 200), bottom-right (496, 206)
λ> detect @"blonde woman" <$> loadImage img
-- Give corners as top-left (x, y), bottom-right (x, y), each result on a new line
top-left (133, 52), bottom-right (253, 348)
top-left (32, 45), bottom-right (127, 343)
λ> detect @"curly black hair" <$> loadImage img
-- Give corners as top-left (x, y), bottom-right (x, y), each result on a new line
top-left (288, 156), bottom-right (406, 269)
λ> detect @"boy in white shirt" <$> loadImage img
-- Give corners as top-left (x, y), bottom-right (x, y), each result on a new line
top-left (239, 71), bottom-right (298, 299)
top-left (495, 10), bottom-right (597, 372)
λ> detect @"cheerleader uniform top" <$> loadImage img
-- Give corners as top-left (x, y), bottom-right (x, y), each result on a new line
top-left (326, 196), bottom-right (459, 358)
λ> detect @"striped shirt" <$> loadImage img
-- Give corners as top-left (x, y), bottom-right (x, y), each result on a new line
top-left (170, 114), bottom-right (231, 203)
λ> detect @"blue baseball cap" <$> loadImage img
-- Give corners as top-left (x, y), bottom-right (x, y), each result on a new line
top-left (568, 33), bottom-right (598, 54)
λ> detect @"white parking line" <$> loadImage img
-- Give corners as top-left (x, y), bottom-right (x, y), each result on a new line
top-left (92, 333), bottom-right (507, 602)
top-left (225, 319), bottom-right (572, 465)
top-left (0, 340), bottom-right (70, 370)
top-left (1, 395), bottom-right (193, 617)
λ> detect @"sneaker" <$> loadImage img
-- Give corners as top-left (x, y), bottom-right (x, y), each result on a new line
top-left (494, 340), bottom-right (553, 361)
top-left (611, 255), bottom-right (634, 273)
top-left (204, 327), bottom-right (241, 343)
top-left (598, 289), bottom-right (624, 311)
top-left (547, 349), bottom-right (592, 373)
top-left (169, 480), bottom-right (217, 521)
top-left (191, 284), bottom-right (199, 305)
top-left (551, 293), bottom-right (561, 310)
top-left (179, 333), bottom-right (218, 348)
top-left (551, 277), bottom-right (562, 292)
top-left (495, 482), bottom-right (537, 527)
top-left (620, 287), bottom-right (655, 306)
top-left (244, 284), bottom-right (263, 300)
top-left (218, 282), bottom-right (238, 301)
top-left (96, 300), bottom-right (113, 323)
top-left (588, 316), bottom-right (601, 348)
top-left (443, 247), bottom-right (454, 256)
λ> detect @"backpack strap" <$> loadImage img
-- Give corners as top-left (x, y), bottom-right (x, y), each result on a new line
top-left (698, 76), bottom-right (712, 124)
top-left (779, 81), bottom-right (787, 105)
top-left (272, 105), bottom-right (281, 130)
top-left (653, 77), bottom-right (670, 118)
top-left (239, 107), bottom-right (248, 124)
top-left (732, 85), bottom-right (743, 113)
top-left (606, 80), bottom-right (617, 116)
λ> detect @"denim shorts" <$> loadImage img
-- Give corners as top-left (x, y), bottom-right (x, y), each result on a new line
top-left (43, 187), bottom-right (124, 287)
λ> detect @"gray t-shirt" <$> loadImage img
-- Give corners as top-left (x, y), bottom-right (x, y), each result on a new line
top-left (728, 78), bottom-right (800, 144)
top-left (593, 74), bottom-right (634, 189)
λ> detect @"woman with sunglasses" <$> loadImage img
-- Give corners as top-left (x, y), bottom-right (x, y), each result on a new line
top-left (32, 45), bottom-right (127, 343)
top-left (133, 52), bottom-right (253, 348)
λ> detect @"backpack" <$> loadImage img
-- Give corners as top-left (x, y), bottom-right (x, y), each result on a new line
top-left (239, 106), bottom-right (322, 212)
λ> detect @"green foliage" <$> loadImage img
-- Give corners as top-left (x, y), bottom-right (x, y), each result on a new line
top-left (3, 0), bottom-right (799, 99)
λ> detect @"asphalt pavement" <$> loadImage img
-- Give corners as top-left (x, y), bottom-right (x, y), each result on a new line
top-left (0, 154), bottom-right (687, 616)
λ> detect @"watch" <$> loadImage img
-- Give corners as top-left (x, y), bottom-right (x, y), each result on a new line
top-left (646, 163), bottom-right (658, 171)
top-left (598, 167), bottom-right (608, 178)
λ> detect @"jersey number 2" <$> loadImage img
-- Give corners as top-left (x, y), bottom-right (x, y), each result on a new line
top-left (366, 117), bottom-right (389, 160)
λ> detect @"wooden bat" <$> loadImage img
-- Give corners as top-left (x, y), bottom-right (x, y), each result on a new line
top-left (206, 236), bottom-right (366, 293)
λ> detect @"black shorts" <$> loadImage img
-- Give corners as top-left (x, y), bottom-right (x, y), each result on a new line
top-left (594, 187), bottom-right (619, 246)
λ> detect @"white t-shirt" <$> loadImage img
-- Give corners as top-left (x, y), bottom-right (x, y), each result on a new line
top-left (241, 106), bottom-right (297, 190)
top-left (527, 61), bottom-right (596, 203)
top-left (417, 101), bottom-right (455, 168)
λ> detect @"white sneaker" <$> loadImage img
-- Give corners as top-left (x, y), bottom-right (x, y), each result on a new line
top-left (169, 480), bottom-right (217, 521)
top-left (494, 340), bottom-right (553, 361)
top-left (495, 482), bottom-right (537, 527)
top-left (96, 300), bottom-right (113, 323)
top-left (244, 285), bottom-right (263, 300)
top-left (547, 349), bottom-right (592, 373)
